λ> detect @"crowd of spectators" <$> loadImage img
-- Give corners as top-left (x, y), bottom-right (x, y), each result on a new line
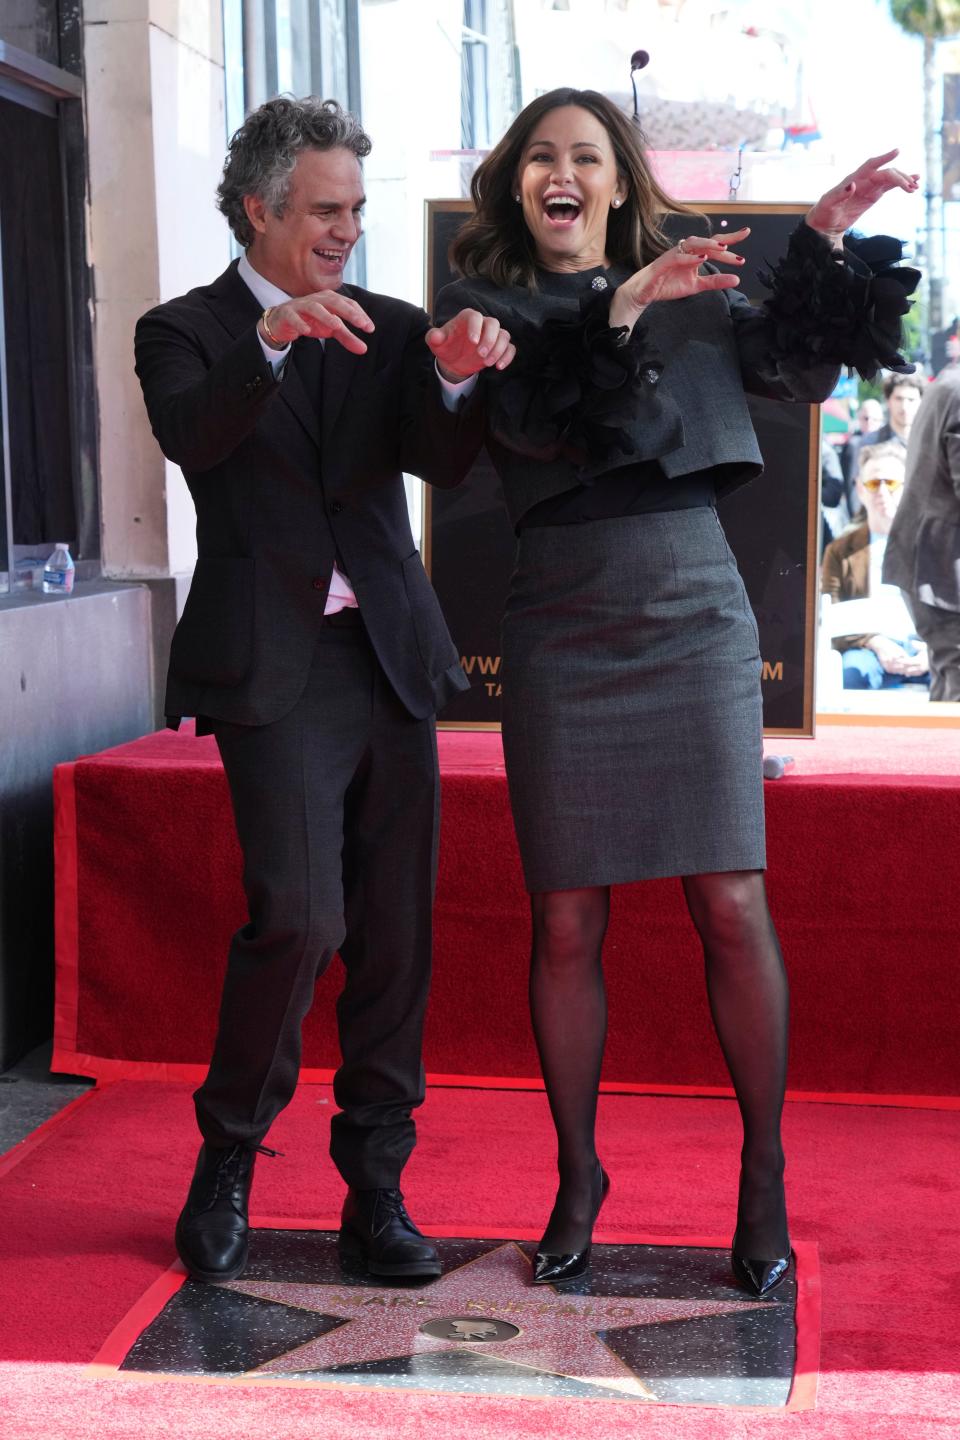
top-left (820, 367), bottom-right (960, 702)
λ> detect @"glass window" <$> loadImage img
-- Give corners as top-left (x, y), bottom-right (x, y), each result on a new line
top-left (222, 0), bottom-right (364, 282)
top-left (461, 0), bottom-right (490, 150)
top-left (0, 1), bottom-right (61, 68)
top-left (0, 94), bottom-right (76, 593)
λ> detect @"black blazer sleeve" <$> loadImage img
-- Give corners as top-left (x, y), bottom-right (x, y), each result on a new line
top-left (723, 223), bottom-right (919, 403)
top-left (134, 310), bottom-right (283, 472)
top-left (392, 301), bottom-right (486, 489)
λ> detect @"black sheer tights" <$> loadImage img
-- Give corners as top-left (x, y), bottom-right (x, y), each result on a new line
top-left (683, 871), bottom-right (789, 1260)
top-left (529, 887), bottom-right (610, 1254)
top-left (529, 872), bottom-right (789, 1259)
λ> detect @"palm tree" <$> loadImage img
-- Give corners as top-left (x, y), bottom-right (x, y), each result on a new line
top-left (890, 1), bottom-right (960, 342)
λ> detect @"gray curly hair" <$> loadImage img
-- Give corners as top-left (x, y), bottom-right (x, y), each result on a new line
top-left (217, 96), bottom-right (372, 247)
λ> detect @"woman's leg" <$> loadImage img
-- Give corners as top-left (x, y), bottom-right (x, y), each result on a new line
top-left (529, 885), bottom-right (611, 1253)
top-left (682, 870), bottom-right (790, 1261)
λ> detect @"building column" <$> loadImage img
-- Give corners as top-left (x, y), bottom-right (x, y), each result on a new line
top-left (83, 1), bottom-right (230, 584)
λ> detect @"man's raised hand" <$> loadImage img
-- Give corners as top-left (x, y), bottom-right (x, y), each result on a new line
top-left (425, 309), bottom-right (515, 382)
top-left (259, 291), bottom-right (376, 355)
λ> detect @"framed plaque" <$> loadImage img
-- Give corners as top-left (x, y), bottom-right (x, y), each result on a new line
top-left (424, 201), bottom-right (819, 736)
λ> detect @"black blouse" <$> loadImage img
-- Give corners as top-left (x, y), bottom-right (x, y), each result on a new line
top-left (518, 265), bottom-right (714, 529)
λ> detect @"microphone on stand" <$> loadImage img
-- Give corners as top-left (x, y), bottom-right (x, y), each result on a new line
top-left (630, 49), bottom-right (650, 122)
top-left (762, 754), bottom-right (795, 780)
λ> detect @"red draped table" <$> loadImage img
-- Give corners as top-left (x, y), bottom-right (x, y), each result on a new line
top-left (53, 724), bottom-right (960, 1101)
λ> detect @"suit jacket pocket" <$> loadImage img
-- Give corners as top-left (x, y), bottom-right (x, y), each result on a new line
top-left (169, 557), bottom-right (254, 687)
top-left (401, 551), bottom-right (459, 679)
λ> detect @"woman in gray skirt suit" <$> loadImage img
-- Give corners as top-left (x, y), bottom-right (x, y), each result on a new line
top-left (431, 88), bottom-right (919, 1295)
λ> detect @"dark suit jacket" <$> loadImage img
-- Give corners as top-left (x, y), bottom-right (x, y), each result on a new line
top-left (436, 250), bottom-right (841, 528)
top-left (883, 367), bottom-right (960, 612)
top-left (135, 261), bottom-right (484, 725)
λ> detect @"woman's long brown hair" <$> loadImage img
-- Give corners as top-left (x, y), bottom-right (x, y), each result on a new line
top-left (450, 87), bottom-right (699, 287)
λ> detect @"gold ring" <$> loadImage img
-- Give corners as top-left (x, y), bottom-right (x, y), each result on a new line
top-left (677, 238), bottom-right (687, 255)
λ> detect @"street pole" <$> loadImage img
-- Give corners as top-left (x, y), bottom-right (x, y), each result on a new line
top-left (926, 22), bottom-right (945, 345)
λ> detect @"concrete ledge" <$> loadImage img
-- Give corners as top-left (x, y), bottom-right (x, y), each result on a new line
top-left (0, 581), bottom-right (156, 1068)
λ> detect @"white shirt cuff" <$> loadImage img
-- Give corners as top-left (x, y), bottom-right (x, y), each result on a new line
top-left (257, 326), bottom-right (291, 374)
top-left (436, 364), bottom-right (478, 410)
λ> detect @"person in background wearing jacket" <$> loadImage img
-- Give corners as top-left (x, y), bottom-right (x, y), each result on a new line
top-left (822, 441), bottom-right (929, 689)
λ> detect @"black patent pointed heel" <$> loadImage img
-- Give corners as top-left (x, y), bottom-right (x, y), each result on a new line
top-left (532, 1164), bottom-right (610, 1286)
top-left (732, 1152), bottom-right (790, 1297)
top-left (731, 1249), bottom-right (792, 1297)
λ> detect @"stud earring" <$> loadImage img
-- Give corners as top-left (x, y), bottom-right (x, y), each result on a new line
top-left (514, 194), bottom-right (521, 202)
top-left (612, 198), bottom-right (622, 208)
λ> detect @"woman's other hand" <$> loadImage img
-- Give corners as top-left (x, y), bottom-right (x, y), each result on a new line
top-left (608, 228), bottom-right (749, 331)
top-left (426, 308), bottom-right (516, 382)
top-left (805, 150), bottom-right (919, 248)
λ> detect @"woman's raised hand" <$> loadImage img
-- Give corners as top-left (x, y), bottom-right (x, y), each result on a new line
top-left (609, 227), bottom-right (749, 329)
top-left (805, 150), bottom-right (919, 244)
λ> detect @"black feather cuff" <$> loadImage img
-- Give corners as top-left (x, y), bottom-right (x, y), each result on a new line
top-left (759, 223), bottom-right (920, 382)
top-left (487, 293), bottom-right (665, 466)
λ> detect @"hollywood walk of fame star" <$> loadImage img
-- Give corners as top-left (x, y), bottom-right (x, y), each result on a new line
top-left (226, 1241), bottom-right (768, 1399)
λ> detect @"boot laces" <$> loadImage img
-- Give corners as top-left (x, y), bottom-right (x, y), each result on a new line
top-left (212, 1142), bottom-right (282, 1202)
top-left (373, 1188), bottom-right (409, 1234)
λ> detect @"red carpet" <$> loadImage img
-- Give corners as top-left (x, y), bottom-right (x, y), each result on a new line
top-left (53, 726), bottom-right (960, 1099)
top-left (0, 1080), bottom-right (958, 1438)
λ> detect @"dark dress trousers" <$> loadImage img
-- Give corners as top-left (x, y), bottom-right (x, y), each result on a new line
top-left (134, 260), bottom-right (483, 1186)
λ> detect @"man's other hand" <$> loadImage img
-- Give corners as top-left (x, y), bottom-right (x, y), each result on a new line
top-left (425, 309), bottom-right (515, 382)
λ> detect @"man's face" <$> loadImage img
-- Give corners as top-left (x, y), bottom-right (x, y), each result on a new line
top-left (856, 454), bottom-right (906, 534)
top-left (244, 146), bottom-right (365, 296)
top-left (887, 383), bottom-right (921, 437)
top-left (859, 399), bottom-right (883, 434)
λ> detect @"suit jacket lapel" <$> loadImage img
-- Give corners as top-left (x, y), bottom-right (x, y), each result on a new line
top-left (279, 350), bottom-right (323, 452)
top-left (202, 260), bottom-right (324, 453)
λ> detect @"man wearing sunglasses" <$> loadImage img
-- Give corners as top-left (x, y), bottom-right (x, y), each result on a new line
top-left (822, 442), bottom-right (930, 690)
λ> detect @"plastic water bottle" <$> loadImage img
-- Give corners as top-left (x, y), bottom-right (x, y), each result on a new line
top-left (42, 543), bottom-right (76, 595)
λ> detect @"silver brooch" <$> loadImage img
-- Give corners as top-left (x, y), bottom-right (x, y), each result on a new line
top-left (591, 275), bottom-right (608, 290)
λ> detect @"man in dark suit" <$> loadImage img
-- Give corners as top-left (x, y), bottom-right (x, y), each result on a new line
top-left (883, 365), bottom-right (960, 700)
top-left (134, 97), bottom-right (512, 1284)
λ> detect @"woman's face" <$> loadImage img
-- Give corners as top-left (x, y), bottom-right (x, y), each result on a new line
top-left (515, 105), bottom-right (626, 272)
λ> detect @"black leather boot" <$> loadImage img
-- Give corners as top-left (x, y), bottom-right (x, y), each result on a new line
top-left (175, 1142), bottom-right (274, 1282)
top-left (338, 1188), bottom-right (441, 1279)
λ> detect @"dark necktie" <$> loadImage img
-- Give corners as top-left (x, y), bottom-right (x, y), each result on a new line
top-left (293, 336), bottom-right (348, 573)
top-left (292, 336), bottom-right (324, 406)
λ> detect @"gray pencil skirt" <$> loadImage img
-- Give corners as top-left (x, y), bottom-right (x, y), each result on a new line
top-left (500, 507), bottom-right (766, 892)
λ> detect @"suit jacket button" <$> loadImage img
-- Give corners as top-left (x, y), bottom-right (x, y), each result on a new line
top-left (312, 577), bottom-right (326, 591)
top-left (329, 500), bottom-right (343, 515)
